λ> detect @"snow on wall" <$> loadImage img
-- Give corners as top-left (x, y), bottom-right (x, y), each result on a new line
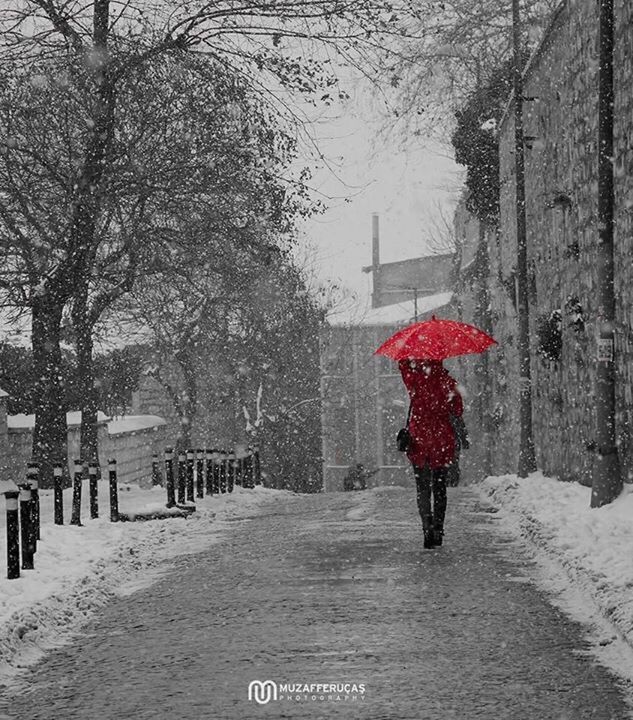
top-left (0, 393), bottom-right (168, 486)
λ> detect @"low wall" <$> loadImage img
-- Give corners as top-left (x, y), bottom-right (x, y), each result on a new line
top-left (1, 403), bottom-right (167, 487)
top-left (102, 417), bottom-right (168, 488)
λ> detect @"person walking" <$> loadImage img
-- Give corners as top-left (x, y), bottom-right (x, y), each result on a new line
top-left (398, 358), bottom-right (464, 549)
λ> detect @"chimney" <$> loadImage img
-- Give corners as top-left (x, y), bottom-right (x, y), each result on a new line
top-left (372, 213), bottom-right (380, 269)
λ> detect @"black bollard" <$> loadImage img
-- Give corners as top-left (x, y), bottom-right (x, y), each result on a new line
top-left (165, 448), bottom-right (176, 508)
top-left (89, 462), bottom-right (99, 519)
top-left (205, 449), bottom-right (213, 495)
top-left (233, 453), bottom-right (240, 488)
top-left (177, 452), bottom-right (186, 505)
top-left (235, 455), bottom-right (243, 488)
top-left (186, 449), bottom-right (195, 502)
top-left (227, 453), bottom-right (235, 494)
top-left (151, 453), bottom-right (163, 486)
top-left (53, 463), bottom-right (64, 525)
top-left (109, 459), bottom-right (119, 522)
top-left (219, 452), bottom-right (228, 494)
top-left (212, 451), bottom-right (221, 494)
top-left (70, 459), bottom-right (83, 526)
top-left (27, 462), bottom-right (40, 543)
top-left (244, 449), bottom-right (254, 489)
top-left (253, 446), bottom-right (262, 486)
top-left (4, 490), bottom-right (20, 579)
top-left (18, 483), bottom-right (34, 569)
top-left (195, 449), bottom-right (204, 499)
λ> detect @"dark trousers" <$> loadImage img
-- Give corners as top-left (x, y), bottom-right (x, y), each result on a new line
top-left (413, 465), bottom-right (448, 534)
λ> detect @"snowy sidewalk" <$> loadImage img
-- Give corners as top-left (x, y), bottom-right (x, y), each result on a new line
top-left (0, 482), bottom-right (290, 686)
top-left (477, 474), bottom-right (633, 649)
top-left (1, 486), bottom-right (631, 719)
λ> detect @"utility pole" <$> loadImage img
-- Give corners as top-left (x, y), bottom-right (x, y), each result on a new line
top-left (592, 0), bottom-right (622, 507)
top-left (477, 221), bottom-right (493, 477)
top-left (512, 0), bottom-right (536, 477)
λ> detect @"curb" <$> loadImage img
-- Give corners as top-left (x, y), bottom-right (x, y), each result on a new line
top-left (475, 482), bottom-right (633, 653)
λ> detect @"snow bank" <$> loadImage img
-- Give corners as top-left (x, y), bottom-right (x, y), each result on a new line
top-left (0, 484), bottom-right (290, 689)
top-left (478, 472), bottom-right (633, 647)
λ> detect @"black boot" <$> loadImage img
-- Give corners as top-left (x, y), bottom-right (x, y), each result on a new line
top-left (433, 527), bottom-right (444, 546)
top-left (422, 513), bottom-right (435, 549)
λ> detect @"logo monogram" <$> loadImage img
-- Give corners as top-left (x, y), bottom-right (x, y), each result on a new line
top-left (248, 680), bottom-right (278, 705)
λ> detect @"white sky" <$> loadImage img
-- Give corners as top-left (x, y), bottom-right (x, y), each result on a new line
top-left (296, 81), bottom-right (465, 320)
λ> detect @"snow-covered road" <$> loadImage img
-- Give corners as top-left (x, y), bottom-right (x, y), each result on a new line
top-left (1, 486), bottom-right (631, 720)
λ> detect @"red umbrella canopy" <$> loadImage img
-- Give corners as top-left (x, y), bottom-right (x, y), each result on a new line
top-left (375, 316), bottom-right (497, 361)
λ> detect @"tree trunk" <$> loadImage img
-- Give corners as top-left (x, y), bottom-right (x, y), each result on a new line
top-left (177, 412), bottom-right (192, 453)
top-left (179, 361), bottom-right (198, 451)
top-left (73, 288), bottom-right (100, 472)
top-left (31, 300), bottom-right (67, 489)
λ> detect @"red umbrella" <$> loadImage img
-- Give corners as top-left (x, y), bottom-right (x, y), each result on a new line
top-left (375, 316), bottom-right (497, 361)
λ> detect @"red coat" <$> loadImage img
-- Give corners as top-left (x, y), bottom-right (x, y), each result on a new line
top-left (398, 360), bottom-right (463, 469)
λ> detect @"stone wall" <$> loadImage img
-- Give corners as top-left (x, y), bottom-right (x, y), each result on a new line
top-left (102, 417), bottom-right (168, 487)
top-left (0, 390), bottom-right (167, 487)
top-left (466, 0), bottom-right (633, 483)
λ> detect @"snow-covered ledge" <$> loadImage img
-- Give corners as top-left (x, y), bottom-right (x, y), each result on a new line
top-left (4, 406), bottom-right (168, 487)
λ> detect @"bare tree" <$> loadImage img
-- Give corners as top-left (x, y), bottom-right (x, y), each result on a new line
top-left (119, 236), bottom-right (299, 449)
top-left (0, 0), bottom-right (414, 482)
top-left (377, 0), bottom-right (559, 142)
top-left (68, 54), bottom-right (305, 467)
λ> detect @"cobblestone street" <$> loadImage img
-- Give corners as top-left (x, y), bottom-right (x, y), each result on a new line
top-left (1, 487), bottom-right (631, 720)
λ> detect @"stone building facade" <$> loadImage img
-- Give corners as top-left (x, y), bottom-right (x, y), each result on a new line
top-left (319, 295), bottom-right (456, 491)
top-left (320, 321), bottom-right (412, 491)
top-left (458, 0), bottom-right (633, 483)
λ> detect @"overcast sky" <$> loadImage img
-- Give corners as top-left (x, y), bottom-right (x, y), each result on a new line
top-left (294, 79), bottom-right (464, 321)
